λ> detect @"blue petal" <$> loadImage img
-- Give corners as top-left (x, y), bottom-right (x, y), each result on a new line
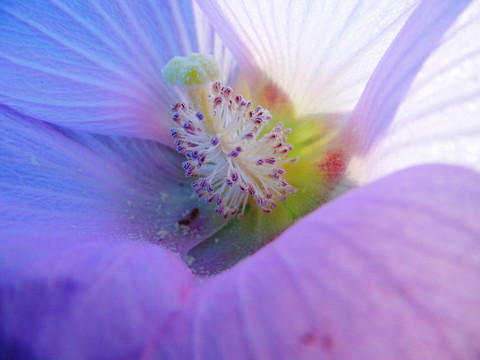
top-left (0, 106), bottom-right (226, 255)
top-left (0, 235), bottom-right (193, 359)
top-left (0, 1), bottom-right (235, 144)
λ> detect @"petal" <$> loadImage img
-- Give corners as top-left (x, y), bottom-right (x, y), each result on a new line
top-left (348, 0), bottom-right (480, 182)
top-left (161, 164), bottom-right (480, 359)
top-left (0, 106), bottom-right (226, 256)
top-left (0, 1), bottom-right (236, 144)
top-left (0, 235), bottom-right (193, 359)
top-left (196, 0), bottom-right (421, 116)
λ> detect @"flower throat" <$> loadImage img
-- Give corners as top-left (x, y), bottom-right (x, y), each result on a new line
top-left (163, 54), bottom-right (296, 219)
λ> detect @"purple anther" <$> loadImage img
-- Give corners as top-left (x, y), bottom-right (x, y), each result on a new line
top-left (170, 128), bottom-right (178, 137)
top-left (176, 145), bottom-right (185, 153)
top-left (236, 146), bottom-right (243, 152)
top-left (248, 184), bottom-right (256, 196)
top-left (222, 86), bottom-right (233, 97)
top-left (253, 117), bottom-right (263, 124)
top-left (185, 169), bottom-right (196, 177)
top-left (212, 82), bottom-right (221, 93)
top-left (239, 184), bottom-right (247, 192)
top-left (235, 95), bottom-right (243, 104)
top-left (199, 153), bottom-right (207, 165)
top-left (206, 183), bottom-right (214, 193)
top-left (216, 196), bottom-right (223, 205)
top-left (265, 158), bottom-right (276, 165)
top-left (182, 161), bottom-right (193, 170)
top-left (265, 192), bottom-right (273, 199)
top-left (211, 136), bottom-right (219, 146)
top-left (277, 169), bottom-right (286, 175)
top-left (206, 194), bottom-right (216, 204)
top-left (270, 201), bottom-right (277, 209)
top-left (228, 150), bottom-right (239, 157)
top-left (183, 121), bottom-right (193, 129)
top-left (199, 178), bottom-right (207, 188)
top-left (172, 103), bottom-right (184, 112)
top-left (231, 172), bottom-right (239, 182)
top-left (214, 96), bottom-right (223, 107)
top-left (256, 159), bottom-right (264, 166)
top-left (172, 113), bottom-right (181, 123)
top-left (243, 132), bottom-right (254, 139)
top-left (226, 179), bottom-right (233, 187)
top-left (254, 106), bottom-right (262, 113)
top-left (262, 208), bottom-right (272, 214)
top-left (257, 197), bottom-right (267, 206)
top-left (281, 180), bottom-right (288, 187)
top-left (196, 112), bottom-right (204, 121)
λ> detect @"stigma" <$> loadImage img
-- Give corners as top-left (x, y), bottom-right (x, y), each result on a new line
top-left (163, 54), bottom-right (296, 219)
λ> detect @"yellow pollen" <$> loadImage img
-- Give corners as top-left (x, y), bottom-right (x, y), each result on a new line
top-left (162, 53), bottom-right (220, 128)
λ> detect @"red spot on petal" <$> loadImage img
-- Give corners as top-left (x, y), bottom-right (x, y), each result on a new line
top-left (317, 150), bottom-right (346, 181)
top-left (300, 332), bottom-right (335, 352)
top-left (321, 335), bottom-right (334, 351)
top-left (258, 81), bottom-right (293, 114)
top-left (300, 332), bottom-right (316, 346)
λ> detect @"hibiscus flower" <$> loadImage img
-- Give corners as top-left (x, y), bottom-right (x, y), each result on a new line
top-left (1, 0), bottom-right (480, 359)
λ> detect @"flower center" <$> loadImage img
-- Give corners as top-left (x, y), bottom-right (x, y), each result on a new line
top-left (163, 54), bottom-right (296, 219)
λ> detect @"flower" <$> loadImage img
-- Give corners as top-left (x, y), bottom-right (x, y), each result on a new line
top-left (1, 0), bottom-right (480, 359)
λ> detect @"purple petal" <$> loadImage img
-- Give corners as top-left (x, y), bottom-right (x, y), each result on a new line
top-left (0, 235), bottom-right (193, 359)
top-left (342, 0), bottom-right (473, 155)
top-left (0, 1), bottom-right (235, 144)
top-left (161, 164), bottom-right (480, 359)
top-left (197, 0), bottom-right (420, 116)
top-left (0, 107), bottom-right (226, 255)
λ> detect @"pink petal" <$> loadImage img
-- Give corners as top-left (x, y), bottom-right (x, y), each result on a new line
top-left (161, 164), bottom-right (480, 359)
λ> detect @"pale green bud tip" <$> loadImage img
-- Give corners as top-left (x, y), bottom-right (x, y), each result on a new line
top-left (162, 53), bottom-right (220, 87)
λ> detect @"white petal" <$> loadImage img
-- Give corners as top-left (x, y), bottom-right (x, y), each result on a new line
top-left (352, 1), bottom-right (480, 183)
top-left (196, 0), bottom-right (420, 116)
